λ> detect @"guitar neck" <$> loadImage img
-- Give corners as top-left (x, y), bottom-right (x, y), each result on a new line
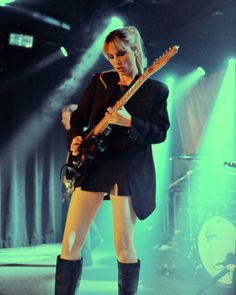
top-left (86, 71), bottom-right (151, 140)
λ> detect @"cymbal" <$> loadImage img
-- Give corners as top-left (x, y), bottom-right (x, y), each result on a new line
top-left (177, 154), bottom-right (218, 160)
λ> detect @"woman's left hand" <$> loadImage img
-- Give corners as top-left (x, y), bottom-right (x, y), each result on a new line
top-left (105, 106), bottom-right (132, 127)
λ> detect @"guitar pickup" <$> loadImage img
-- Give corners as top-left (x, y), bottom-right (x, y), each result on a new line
top-left (67, 166), bottom-right (76, 173)
top-left (104, 126), bottom-right (112, 136)
top-left (72, 161), bottom-right (80, 167)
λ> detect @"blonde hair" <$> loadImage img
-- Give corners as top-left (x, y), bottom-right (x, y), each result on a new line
top-left (103, 26), bottom-right (147, 74)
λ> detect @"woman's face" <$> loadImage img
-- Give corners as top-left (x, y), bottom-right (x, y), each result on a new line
top-left (105, 41), bottom-right (138, 78)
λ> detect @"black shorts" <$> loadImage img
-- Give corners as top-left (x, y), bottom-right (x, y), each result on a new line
top-left (77, 158), bottom-right (131, 197)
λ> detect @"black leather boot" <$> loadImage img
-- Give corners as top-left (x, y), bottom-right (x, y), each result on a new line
top-left (55, 255), bottom-right (83, 295)
top-left (118, 259), bottom-right (140, 295)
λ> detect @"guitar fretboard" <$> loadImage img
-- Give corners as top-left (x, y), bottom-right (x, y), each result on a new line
top-left (86, 70), bottom-right (150, 140)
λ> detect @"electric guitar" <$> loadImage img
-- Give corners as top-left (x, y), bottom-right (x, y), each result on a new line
top-left (66, 45), bottom-right (179, 185)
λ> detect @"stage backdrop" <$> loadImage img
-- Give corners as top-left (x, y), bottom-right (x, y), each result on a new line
top-left (175, 70), bottom-right (225, 155)
top-left (0, 122), bottom-right (66, 248)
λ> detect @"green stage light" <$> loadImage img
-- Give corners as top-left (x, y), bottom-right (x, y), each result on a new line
top-left (110, 16), bottom-right (124, 28)
top-left (198, 56), bottom-right (235, 160)
top-left (0, 0), bottom-right (15, 6)
top-left (9, 33), bottom-right (33, 48)
top-left (60, 46), bottom-right (68, 57)
top-left (197, 66), bottom-right (205, 76)
top-left (63, 16), bottom-right (124, 91)
top-left (174, 68), bottom-right (206, 104)
top-left (166, 77), bottom-right (175, 93)
top-left (165, 76), bottom-right (175, 118)
top-left (228, 58), bottom-right (236, 65)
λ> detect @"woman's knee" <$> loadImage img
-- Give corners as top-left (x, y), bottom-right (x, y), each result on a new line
top-left (61, 230), bottom-right (86, 260)
top-left (61, 189), bottom-right (103, 260)
top-left (114, 236), bottom-right (136, 259)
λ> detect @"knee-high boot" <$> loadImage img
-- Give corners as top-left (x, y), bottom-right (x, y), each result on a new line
top-left (118, 259), bottom-right (140, 295)
top-left (55, 255), bottom-right (83, 295)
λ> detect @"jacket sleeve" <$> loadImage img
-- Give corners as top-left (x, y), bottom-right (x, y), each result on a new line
top-left (128, 82), bottom-right (170, 145)
top-left (67, 75), bottom-right (97, 146)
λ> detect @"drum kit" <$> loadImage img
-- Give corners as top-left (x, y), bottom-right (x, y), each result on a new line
top-left (168, 156), bottom-right (236, 293)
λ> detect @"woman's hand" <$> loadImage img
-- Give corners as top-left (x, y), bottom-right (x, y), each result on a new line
top-left (105, 106), bottom-right (132, 127)
top-left (70, 136), bottom-right (83, 156)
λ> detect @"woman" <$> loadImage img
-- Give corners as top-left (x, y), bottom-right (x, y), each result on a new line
top-left (55, 26), bottom-right (170, 295)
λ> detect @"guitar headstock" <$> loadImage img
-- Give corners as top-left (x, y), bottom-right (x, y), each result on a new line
top-left (147, 45), bottom-right (179, 75)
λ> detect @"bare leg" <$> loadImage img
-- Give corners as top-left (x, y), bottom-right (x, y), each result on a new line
top-left (110, 189), bottom-right (137, 263)
top-left (61, 187), bottom-right (104, 260)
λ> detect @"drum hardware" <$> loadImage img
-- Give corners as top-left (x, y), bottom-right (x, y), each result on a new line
top-left (157, 165), bottom-right (203, 280)
top-left (156, 241), bottom-right (204, 280)
top-left (168, 166), bottom-right (203, 241)
top-left (165, 156), bottom-right (236, 286)
top-left (224, 161), bottom-right (236, 169)
top-left (196, 216), bottom-right (236, 294)
top-left (195, 258), bottom-right (236, 295)
top-left (168, 164), bottom-right (204, 190)
top-left (168, 169), bottom-right (195, 189)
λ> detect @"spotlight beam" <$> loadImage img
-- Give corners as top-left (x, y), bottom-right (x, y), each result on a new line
top-left (0, 17), bottom-right (124, 164)
top-left (0, 49), bottom-right (67, 92)
top-left (0, 0), bottom-right (15, 7)
top-left (197, 58), bottom-right (236, 159)
top-left (174, 67), bottom-right (206, 103)
top-left (2, 5), bottom-right (71, 30)
top-left (177, 60), bottom-right (236, 287)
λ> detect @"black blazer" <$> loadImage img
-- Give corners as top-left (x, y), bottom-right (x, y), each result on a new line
top-left (69, 71), bottom-right (170, 220)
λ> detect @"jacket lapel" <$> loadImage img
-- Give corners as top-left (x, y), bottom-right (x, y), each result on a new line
top-left (89, 71), bottom-right (119, 125)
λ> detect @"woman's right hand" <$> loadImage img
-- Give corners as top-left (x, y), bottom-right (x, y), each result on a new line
top-left (70, 136), bottom-right (83, 156)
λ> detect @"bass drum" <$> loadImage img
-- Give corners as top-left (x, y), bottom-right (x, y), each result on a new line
top-left (198, 215), bottom-right (236, 285)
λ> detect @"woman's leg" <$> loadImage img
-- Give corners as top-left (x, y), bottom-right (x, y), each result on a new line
top-left (110, 194), bottom-right (137, 263)
top-left (110, 193), bottom-right (140, 294)
top-left (55, 188), bottom-right (104, 295)
top-left (61, 187), bottom-right (104, 260)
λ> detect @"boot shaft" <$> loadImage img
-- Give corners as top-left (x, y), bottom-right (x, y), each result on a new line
top-left (55, 255), bottom-right (83, 295)
top-left (118, 260), bottom-right (140, 295)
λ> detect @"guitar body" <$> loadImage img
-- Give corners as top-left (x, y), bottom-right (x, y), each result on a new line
top-left (66, 152), bottom-right (95, 186)
top-left (66, 129), bottom-right (112, 184)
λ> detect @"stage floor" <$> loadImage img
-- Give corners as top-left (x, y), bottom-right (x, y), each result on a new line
top-left (0, 243), bottom-right (233, 295)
